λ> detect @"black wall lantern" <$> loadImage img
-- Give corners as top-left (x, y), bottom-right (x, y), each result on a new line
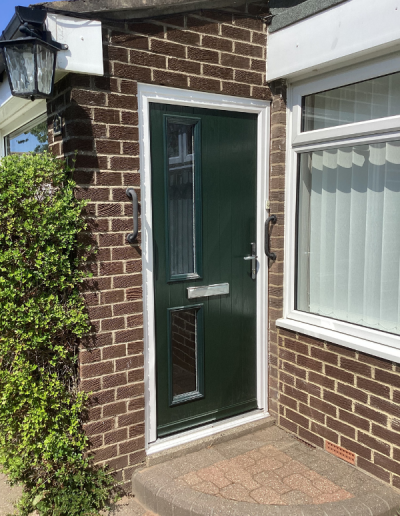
top-left (0, 7), bottom-right (68, 101)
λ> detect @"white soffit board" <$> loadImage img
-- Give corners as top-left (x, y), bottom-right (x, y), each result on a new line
top-left (267, 0), bottom-right (400, 81)
top-left (0, 80), bottom-right (12, 109)
top-left (0, 80), bottom-right (46, 132)
top-left (46, 14), bottom-right (104, 76)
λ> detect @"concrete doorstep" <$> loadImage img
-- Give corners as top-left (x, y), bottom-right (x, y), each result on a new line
top-left (132, 424), bottom-right (400, 516)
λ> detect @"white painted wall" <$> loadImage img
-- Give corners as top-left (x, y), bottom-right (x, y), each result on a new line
top-left (267, 0), bottom-right (400, 81)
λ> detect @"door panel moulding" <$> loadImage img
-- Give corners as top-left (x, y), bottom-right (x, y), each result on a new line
top-left (137, 83), bottom-right (271, 451)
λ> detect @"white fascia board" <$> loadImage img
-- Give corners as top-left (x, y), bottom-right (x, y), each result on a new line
top-left (267, 0), bottom-right (400, 82)
top-left (46, 14), bottom-right (104, 76)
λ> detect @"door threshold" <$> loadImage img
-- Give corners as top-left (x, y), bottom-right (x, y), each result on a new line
top-left (146, 410), bottom-right (274, 466)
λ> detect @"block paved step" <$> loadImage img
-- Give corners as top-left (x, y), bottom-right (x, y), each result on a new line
top-left (133, 424), bottom-right (400, 516)
top-left (147, 416), bottom-right (276, 467)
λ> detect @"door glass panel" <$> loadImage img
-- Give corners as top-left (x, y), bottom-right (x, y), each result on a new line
top-left (169, 306), bottom-right (204, 405)
top-left (166, 118), bottom-right (201, 280)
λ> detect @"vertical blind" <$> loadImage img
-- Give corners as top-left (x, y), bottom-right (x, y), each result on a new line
top-left (297, 140), bottom-right (400, 335)
top-left (303, 72), bottom-right (400, 131)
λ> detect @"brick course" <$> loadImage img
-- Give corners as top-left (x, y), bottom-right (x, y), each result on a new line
top-left (277, 329), bottom-right (400, 489)
top-left (267, 79), bottom-right (287, 419)
top-left (47, 1), bottom-right (270, 491)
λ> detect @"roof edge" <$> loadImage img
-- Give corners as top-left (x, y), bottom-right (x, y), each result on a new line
top-left (269, 0), bottom-right (349, 32)
top-left (33, 0), bottom-right (262, 17)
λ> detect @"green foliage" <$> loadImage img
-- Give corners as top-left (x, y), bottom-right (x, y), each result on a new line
top-left (0, 153), bottom-right (115, 515)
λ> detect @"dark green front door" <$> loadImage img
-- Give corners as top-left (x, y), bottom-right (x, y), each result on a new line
top-left (150, 103), bottom-right (258, 438)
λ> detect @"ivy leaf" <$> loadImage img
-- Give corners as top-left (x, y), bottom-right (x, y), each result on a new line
top-left (0, 153), bottom-right (115, 515)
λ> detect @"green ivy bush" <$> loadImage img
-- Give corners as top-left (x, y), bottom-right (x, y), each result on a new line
top-left (0, 153), bottom-right (115, 515)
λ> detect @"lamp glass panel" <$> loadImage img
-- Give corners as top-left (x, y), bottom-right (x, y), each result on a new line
top-left (37, 42), bottom-right (55, 95)
top-left (4, 43), bottom-right (35, 94)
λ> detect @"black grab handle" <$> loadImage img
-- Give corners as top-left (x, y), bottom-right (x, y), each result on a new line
top-left (265, 214), bottom-right (277, 260)
top-left (126, 188), bottom-right (138, 244)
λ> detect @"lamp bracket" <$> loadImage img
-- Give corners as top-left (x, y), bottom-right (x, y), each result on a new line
top-left (19, 23), bottom-right (68, 51)
top-left (43, 32), bottom-right (68, 51)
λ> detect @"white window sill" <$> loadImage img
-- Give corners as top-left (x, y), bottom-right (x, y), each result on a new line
top-left (276, 318), bottom-right (400, 364)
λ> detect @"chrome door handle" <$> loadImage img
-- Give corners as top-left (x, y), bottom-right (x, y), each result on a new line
top-left (244, 242), bottom-right (257, 280)
top-left (126, 188), bottom-right (138, 244)
top-left (265, 214), bottom-right (277, 260)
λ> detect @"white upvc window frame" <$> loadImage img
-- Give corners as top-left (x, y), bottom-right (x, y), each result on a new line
top-left (0, 100), bottom-right (47, 158)
top-left (279, 52), bottom-right (400, 363)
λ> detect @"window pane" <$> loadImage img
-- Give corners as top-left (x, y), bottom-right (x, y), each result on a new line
top-left (302, 72), bottom-right (400, 131)
top-left (170, 308), bottom-right (198, 398)
top-left (297, 140), bottom-right (400, 335)
top-left (5, 114), bottom-right (48, 155)
top-left (167, 118), bottom-right (199, 278)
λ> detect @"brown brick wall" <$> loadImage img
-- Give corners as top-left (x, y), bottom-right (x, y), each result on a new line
top-left (47, 1), bottom-right (271, 490)
top-left (278, 329), bottom-right (400, 489)
top-left (266, 79), bottom-right (400, 491)
top-left (268, 79), bottom-right (287, 419)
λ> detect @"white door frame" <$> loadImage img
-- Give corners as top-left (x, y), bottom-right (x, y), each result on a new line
top-left (137, 83), bottom-right (271, 453)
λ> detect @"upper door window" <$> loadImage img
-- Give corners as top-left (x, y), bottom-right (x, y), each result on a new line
top-left (5, 113), bottom-right (48, 155)
top-left (165, 116), bottom-right (202, 281)
top-left (289, 67), bottom-right (400, 349)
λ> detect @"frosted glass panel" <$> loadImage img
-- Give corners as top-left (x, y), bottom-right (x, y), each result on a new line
top-left (37, 44), bottom-right (54, 95)
top-left (303, 72), bottom-right (400, 131)
top-left (297, 140), bottom-right (400, 335)
top-left (4, 44), bottom-right (35, 94)
top-left (167, 118), bottom-right (198, 278)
